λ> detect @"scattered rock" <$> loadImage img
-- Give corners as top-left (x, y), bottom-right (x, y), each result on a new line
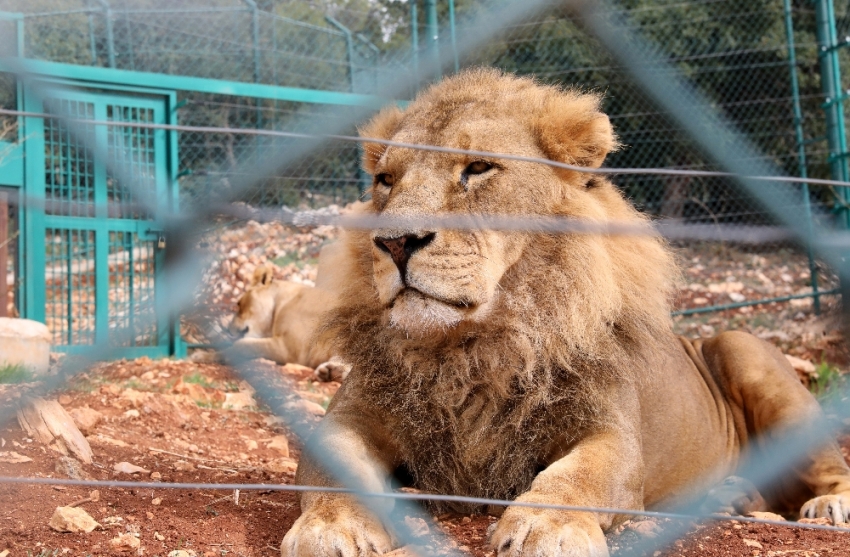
top-left (173, 460), bottom-right (195, 471)
top-left (266, 435), bottom-right (290, 457)
top-left (120, 388), bottom-right (151, 407)
top-left (785, 355), bottom-right (816, 376)
top-left (58, 394), bottom-right (72, 406)
top-left (55, 455), bottom-right (90, 480)
top-left (68, 406), bottom-right (103, 435)
top-left (173, 378), bottom-right (224, 405)
top-left (89, 434), bottom-right (129, 448)
top-left (123, 409), bottom-right (140, 419)
top-left (265, 458), bottom-right (298, 475)
top-left (152, 497), bottom-right (163, 506)
top-left (404, 516), bottom-right (430, 538)
top-left (286, 399), bottom-right (325, 417)
top-left (798, 517), bottom-right (831, 525)
top-left (245, 439), bottom-right (258, 451)
top-left (745, 511), bottom-right (785, 522)
top-left (223, 391), bottom-right (256, 410)
top-left (167, 550), bottom-right (197, 557)
top-left (625, 519), bottom-right (660, 537)
top-left (154, 532), bottom-right (165, 541)
top-left (150, 471), bottom-right (162, 480)
top-left (16, 397), bottom-right (93, 463)
top-left (0, 451), bottom-right (32, 463)
top-left (103, 516), bottom-right (124, 525)
top-left (109, 533), bottom-right (140, 552)
top-left (113, 461), bottom-right (150, 475)
top-left (742, 538), bottom-right (763, 549)
top-left (49, 506), bottom-right (100, 533)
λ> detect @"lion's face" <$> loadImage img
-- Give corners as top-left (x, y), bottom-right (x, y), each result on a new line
top-left (228, 270), bottom-right (278, 339)
top-left (361, 70), bottom-right (618, 337)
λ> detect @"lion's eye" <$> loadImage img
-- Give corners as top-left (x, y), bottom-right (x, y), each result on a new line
top-left (375, 173), bottom-right (394, 188)
top-left (464, 161), bottom-right (493, 176)
top-left (460, 161), bottom-right (494, 188)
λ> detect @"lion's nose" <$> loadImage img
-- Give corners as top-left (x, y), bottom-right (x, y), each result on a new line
top-left (374, 232), bottom-right (435, 275)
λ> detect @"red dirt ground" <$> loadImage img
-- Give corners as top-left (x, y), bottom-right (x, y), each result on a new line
top-left (1, 357), bottom-right (848, 557)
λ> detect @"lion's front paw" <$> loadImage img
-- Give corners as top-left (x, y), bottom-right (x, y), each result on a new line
top-left (281, 504), bottom-right (394, 557)
top-left (315, 359), bottom-right (351, 382)
top-left (800, 493), bottom-right (850, 524)
top-left (490, 509), bottom-right (609, 557)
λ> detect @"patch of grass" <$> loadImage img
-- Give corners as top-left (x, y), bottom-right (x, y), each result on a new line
top-left (809, 361), bottom-right (849, 402)
top-left (183, 371), bottom-right (214, 388)
top-left (27, 550), bottom-right (61, 557)
top-left (0, 363), bottom-right (33, 384)
top-left (271, 251), bottom-right (318, 269)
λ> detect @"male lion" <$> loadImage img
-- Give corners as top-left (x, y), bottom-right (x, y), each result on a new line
top-left (282, 69), bottom-right (850, 557)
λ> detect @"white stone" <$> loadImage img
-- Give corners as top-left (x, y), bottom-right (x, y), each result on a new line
top-left (0, 318), bottom-right (51, 375)
top-left (49, 506), bottom-right (100, 533)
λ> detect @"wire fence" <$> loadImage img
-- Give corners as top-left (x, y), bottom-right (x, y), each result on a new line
top-left (2, 0), bottom-right (850, 556)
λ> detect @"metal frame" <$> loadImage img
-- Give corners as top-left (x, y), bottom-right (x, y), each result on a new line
top-left (18, 76), bottom-right (177, 356)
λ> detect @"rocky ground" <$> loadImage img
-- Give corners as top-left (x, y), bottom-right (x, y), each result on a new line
top-left (1, 218), bottom-right (850, 556)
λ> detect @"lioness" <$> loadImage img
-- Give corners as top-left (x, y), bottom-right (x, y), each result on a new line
top-left (226, 264), bottom-right (348, 381)
top-left (282, 69), bottom-right (850, 557)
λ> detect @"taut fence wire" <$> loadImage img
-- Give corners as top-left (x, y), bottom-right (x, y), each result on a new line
top-left (1, 0), bottom-right (850, 556)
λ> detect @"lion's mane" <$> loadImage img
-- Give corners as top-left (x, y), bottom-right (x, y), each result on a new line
top-left (322, 70), bottom-right (678, 511)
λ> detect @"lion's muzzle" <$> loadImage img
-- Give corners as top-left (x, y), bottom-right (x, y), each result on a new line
top-left (373, 232), bottom-right (435, 280)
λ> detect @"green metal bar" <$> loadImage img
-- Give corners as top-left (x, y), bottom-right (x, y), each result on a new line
top-left (127, 233), bottom-right (134, 346)
top-left (21, 87), bottom-right (46, 324)
top-left (325, 16), bottom-right (356, 93)
top-left (241, 0), bottom-right (261, 85)
top-left (93, 0), bottom-right (115, 69)
top-left (356, 33), bottom-right (380, 92)
top-left (448, 0), bottom-right (459, 73)
top-left (88, 13), bottom-right (97, 66)
top-left (814, 0), bottom-right (850, 226)
top-left (411, 2), bottom-right (419, 79)
top-left (783, 0), bottom-right (821, 314)
top-left (425, 0), bottom-right (440, 79)
top-left (123, 10), bottom-right (135, 71)
top-left (16, 16), bottom-right (24, 57)
top-left (672, 289), bottom-right (840, 317)
top-left (65, 232), bottom-right (72, 345)
top-left (0, 59), bottom-right (389, 107)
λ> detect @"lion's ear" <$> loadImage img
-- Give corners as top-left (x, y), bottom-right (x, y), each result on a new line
top-left (252, 266), bottom-right (274, 286)
top-left (533, 91), bottom-right (618, 170)
top-left (359, 105), bottom-right (405, 175)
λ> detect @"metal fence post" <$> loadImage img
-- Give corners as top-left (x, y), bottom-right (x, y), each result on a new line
top-left (93, 0), bottom-right (115, 68)
top-left (411, 1), bottom-right (419, 79)
top-left (426, 0), bottom-right (440, 79)
top-left (448, 0), bottom-right (459, 73)
top-left (814, 0), bottom-right (850, 227)
top-left (325, 16), bottom-right (356, 93)
top-left (785, 0), bottom-right (821, 314)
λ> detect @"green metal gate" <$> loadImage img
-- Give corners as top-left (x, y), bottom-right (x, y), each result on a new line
top-left (21, 81), bottom-right (176, 357)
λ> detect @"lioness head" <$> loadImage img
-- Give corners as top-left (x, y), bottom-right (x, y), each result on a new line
top-left (357, 68), bottom-right (665, 339)
top-left (228, 267), bottom-right (278, 339)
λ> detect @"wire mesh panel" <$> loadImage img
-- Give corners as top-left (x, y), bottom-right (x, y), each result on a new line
top-left (454, 0), bottom-right (832, 228)
top-left (43, 98), bottom-right (96, 217)
top-left (0, 72), bottom-right (17, 142)
top-left (106, 102), bottom-right (155, 219)
top-left (108, 230), bottom-right (157, 347)
top-left (177, 94), bottom-right (365, 207)
top-left (24, 83), bottom-right (172, 354)
top-left (44, 226), bottom-right (96, 345)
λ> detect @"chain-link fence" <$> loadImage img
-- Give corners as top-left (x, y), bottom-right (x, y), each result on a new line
top-left (2, 0), bottom-right (843, 223)
top-left (1, 1), bottom-right (850, 556)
